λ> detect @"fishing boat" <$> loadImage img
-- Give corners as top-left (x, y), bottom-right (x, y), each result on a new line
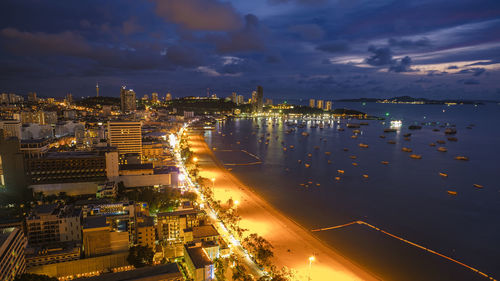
top-left (316, 183), bottom-right (321, 186)
top-left (335, 177), bottom-right (341, 181)
top-left (455, 156), bottom-right (469, 161)
top-left (401, 147), bottom-right (412, 152)
top-left (301, 132), bottom-right (309, 136)
top-left (283, 147), bottom-right (287, 151)
top-left (343, 148), bottom-right (349, 151)
top-left (351, 135), bottom-right (358, 139)
top-left (439, 172), bottom-right (448, 177)
top-left (473, 184), bottom-right (483, 189)
top-left (379, 135), bottom-right (386, 139)
top-left (445, 128), bottom-right (457, 135)
top-left (381, 161), bottom-right (389, 165)
top-left (403, 133), bottom-right (412, 137)
top-left (384, 128), bottom-right (397, 133)
top-left (307, 153), bottom-right (312, 157)
top-left (447, 137), bottom-right (458, 142)
top-left (447, 190), bottom-right (457, 195)
top-left (352, 162), bottom-right (358, 166)
top-left (429, 143), bottom-right (436, 147)
top-left (437, 147), bottom-right (447, 152)
top-left (387, 140), bottom-right (396, 144)
top-left (436, 140), bottom-right (446, 144)
top-left (359, 143), bottom-right (369, 148)
top-left (338, 128), bottom-right (345, 131)
top-left (305, 163), bottom-right (310, 168)
top-left (404, 137), bottom-right (411, 141)
top-left (337, 170), bottom-right (345, 174)
top-left (314, 146), bottom-right (320, 150)
top-left (433, 128), bottom-right (440, 132)
top-left (409, 154), bottom-right (422, 159)
top-left (327, 160), bottom-right (332, 164)
top-left (349, 155), bottom-right (357, 159)
top-left (360, 122), bottom-right (369, 125)
top-left (362, 174), bottom-right (369, 178)
top-left (325, 151), bottom-right (331, 155)
top-left (409, 125), bottom-right (422, 130)
top-left (298, 160), bottom-right (302, 163)
top-left (353, 129), bottom-right (361, 134)
top-left (289, 145), bottom-right (295, 149)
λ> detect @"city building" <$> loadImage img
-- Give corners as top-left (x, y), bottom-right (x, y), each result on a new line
top-left (25, 204), bottom-right (82, 246)
top-left (136, 216), bottom-right (155, 249)
top-left (317, 100), bottom-right (324, 109)
top-left (166, 92), bottom-right (172, 101)
top-left (28, 92), bottom-right (37, 103)
top-left (108, 121), bottom-right (142, 157)
top-left (157, 209), bottom-right (205, 242)
top-left (325, 101), bottom-right (332, 111)
top-left (0, 130), bottom-right (28, 191)
top-left (265, 98), bottom-right (273, 106)
top-left (120, 86), bottom-right (136, 112)
top-left (65, 93), bottom-right (73, 104)
top-left (82, 216), bottom-right (129, 258)
top-left (184, 111), bottom-right (195, 119)
top-left (237, 95), bottom-right (244, 105)
top-left (183, 244), bottom-right (214, 281)
top-left (151, 92), bottom-right (159, 103)
top-left (309, 99), bottom-right (315, 108)
top-left (0, 120), bottom-right (21, 139)
top-left (255, 85), bottom-right (264, 113)
top-left (0, 227), bottom-right (27, 281)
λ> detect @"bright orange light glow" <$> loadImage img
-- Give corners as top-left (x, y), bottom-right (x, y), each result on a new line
top-left (309, 256), bottom-right (315, 262)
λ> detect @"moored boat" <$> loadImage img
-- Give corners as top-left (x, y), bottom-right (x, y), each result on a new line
top-left (409, 154), bottom-right (422, 159)
top-left (473, 184), bottom-right (483, 189)
top-left (445, 128), bottom-right (457, 135)
top-left (359, 143), bottom-right (369, 148)
top-left (362, 174), bottom-right (369, 178)
top-left (447, 137), bottom-right (458, 142)
top-left (447, 190), bottom-right (458, 195)
top-left (384, 128), bottom-right (397, 133)
top-left (337, 170), bottom-right (345, 174)
top-left (401, 147), bottom-right (412, 152)
top-left (437, 147), bottom-right (447, 152)
top-left (429, 143), bottom-right (436, 147)
top-left (387, 140), bottom-right (396, 144)
top-left (349, 155), bottom-right (357, 159)
top-left (381, 161), bottom-right (389, 165)
top-left (439, 172), bottom-right (448, 177)
top-left (436, 140), bottom-right (446, 144)
top-left (455, 156), bottom-right (469, 161)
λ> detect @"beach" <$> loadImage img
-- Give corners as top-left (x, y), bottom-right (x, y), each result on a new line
top-left (188, 132), bottom-right (379, 281)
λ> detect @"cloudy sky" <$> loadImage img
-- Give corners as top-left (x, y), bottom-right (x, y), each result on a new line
top-left (1, 0), bottom-right (499, 100)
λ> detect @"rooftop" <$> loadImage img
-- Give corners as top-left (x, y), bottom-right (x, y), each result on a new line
top-left (157, 209), bottom-right (202, 218)
top-left (185, 245), bottom-right (213, 269)
top-left (83, 216), bottom-right (108, 229)
top-left (74, 263), bottom-right (180, 281)
top-left (192, 225), bottom-right (219, 239)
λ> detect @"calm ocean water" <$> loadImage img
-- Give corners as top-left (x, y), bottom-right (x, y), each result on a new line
top-left (204, 102), bottom-right (500, 281)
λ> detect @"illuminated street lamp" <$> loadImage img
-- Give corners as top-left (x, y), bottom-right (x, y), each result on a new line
top-left (211, 177), bottom-right (215, 189)
top-left (193, 157), bottom-right (198, 163)
top-left (308, 256), bottom-right (315, 281)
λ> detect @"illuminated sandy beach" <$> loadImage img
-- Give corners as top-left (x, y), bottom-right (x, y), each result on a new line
top-left (188, 132), bottom-right (379, 281)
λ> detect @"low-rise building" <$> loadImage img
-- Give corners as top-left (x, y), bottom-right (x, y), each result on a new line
top-left (157, 209), bottom-right (205, 243)
top-left (136, 216), bottom-right (155, 249)
top-left (82, 216), bottom-right (129, 258)
top-left (0, 227), bottom-right (27, 281)
top-left (183, 244), bottom-right (214, 281)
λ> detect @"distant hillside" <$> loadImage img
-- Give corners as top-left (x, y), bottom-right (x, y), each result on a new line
top-left (76, 96), bottom-right (120, 106)
top-left (337, 96), bottom-right (484, 104)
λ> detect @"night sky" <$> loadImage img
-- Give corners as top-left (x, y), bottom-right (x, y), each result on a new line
top-left (1, 0), bottom-right (499, 99)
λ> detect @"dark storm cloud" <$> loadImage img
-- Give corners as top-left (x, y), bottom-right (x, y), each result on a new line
top-left (365, 46), bottom-right (395, 66)
top-left (289, 24), bottom-right (325, 40)
top-left (389, 56), bottom-right (414, 73)
top-left (208, 14), bottom-right (265, 54)
top-left (388, 37), bottom-right (431, 49)
top-left (268, 0), bottom-right (327, 5)
top-left (154, 0), bottom-right (243, 31)
top-left (457, 68), bottom-right (486, 76)
top-left (316, 41), bottom-right (350, 53)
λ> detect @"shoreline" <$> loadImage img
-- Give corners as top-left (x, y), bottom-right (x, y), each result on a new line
top-left (188, 132), bottom-right (380, 281)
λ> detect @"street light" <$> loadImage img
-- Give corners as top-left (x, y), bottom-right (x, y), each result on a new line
top-left (308, 256), bottom-right (315, 281)
top-left (193, 157), bottom-right (198, 163)
top-left (211, 177), bottom-right (215, 189)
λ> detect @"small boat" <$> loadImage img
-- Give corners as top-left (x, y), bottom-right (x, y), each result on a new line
top-left (387, 140), bottom-right (396, 144)
top-left (307, 153), bottom-right (312, 157)
top-left (349, 155), bottom-right (357, 159)
top-left (402, 147), bottom-right (412, 152)
top-left (314, 146), bottom-right (320, 150)
top-left (338, 128), bottom-right (345, 131)
top-left (351, 135), bottom-right (358, 139)
top-left (301, 132), bottom-right (309, 136)
top-left (379, 135), bottom-right (386, 139)
top-left (347, 123), bottom-right (360, 128)
top-left (353, 129), bottom-right (361, 134)
top-left (439, 172), bottom-right (448, 177)
top-left (343, 148), bottom-right (349, 151)
top-left (360, 122), bottom-right (369, 126)
top-left (384, 128), bottom-right (397, 133)
top-left (362, 174), bottom-right (369, 178)
top-left (316, 183), bottom-right (321, 186)
top-left (359, 143), bottom-right (369, 148)
top-left (433, 128), bottom-right (440, 132)
top-left (325, 152), bottom-right (331, 155)
top-left (447, 137), bottom-right (458, 142)
top-left (337, 170), bottom-right (345, 174)
top-left (300, 183), bottom-right (305, 186)
top-left (213, 147), bottom-right (217, 151)
top-left (445, 128), bottom-right (457, 135)
top-left (437, 147), bottom-right (447, 152)
top-left (429, 143), bottom-right (436, 147)
top-left (409, 154), bottom-right (422, 159)
top-left (455, 156), bottom-right (469, 161)
top-left (403, 133), bottom-right (412, 137)
top-left (236, 141), bottom-right (240, 144)
top-left (228, 168), bottom-right (233, 171)
top-left (381, 161), bottom-right (389, 165)
top-left (408, 125), bottom-right (422, 130)
top-left (436, 140), bottom-right (446, 144)
top-left (305, 163), bottom-right (310, 168)
top-left (298, 160), bottom-right (302, 163)
top-left (404, 137), bottom-right (411, 141)
top-left (447, 190), bottom-right (457, 196)
top-left (473, 184), bottom-right (483, 189)
top-left (290, 145), bottom-right (294, 149)
top-left (283, 147), bottom-right (287, 151)
top-left (327, 160), bottom-right (332, 164)
top-left (352, 162), bottom-right (358, 166)
top-left (335, 177), bottom-right (341, 181)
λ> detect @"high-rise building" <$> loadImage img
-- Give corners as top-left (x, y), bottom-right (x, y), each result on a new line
top-left (257, 86), bottom-right (263, 112)
top-left (237, 95), bottom-right (244, 105)
top-left (96, 83), bottom-right (99, 97)
top-left (165, 92), bottom-right (172, 101)
top-left (231, 92), bottom-right (237, 104)
top-left (317, 100), bottom-right (324, 109)
top-left (151, 92), bottom-right (159, 103)
top-left (309, 99), bottom-right (315, 108)
top-left (120, 86), bottom-right (136, 112)
top-left (108, 121), bottom-right (142, 156)
top-left (28, 92), bottom-right (37, 103)
top-left (0, 120), bottom-right (21, 140)
top-left (66, 93), bottom-right (73, 104)
top-left (251, 91), bottom-right (257, 104)
top-left (265, 98), bottom-right (273, 106)
top-left (0, 228), bottom-right (27, 281)
top-left (325, 101), bottom-right (332, 111)
top-left (0, 131), bottom-right (28, 191)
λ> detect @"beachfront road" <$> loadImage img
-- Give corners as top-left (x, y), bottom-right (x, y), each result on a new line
top-left (187, 132), bottom-right (378, 281)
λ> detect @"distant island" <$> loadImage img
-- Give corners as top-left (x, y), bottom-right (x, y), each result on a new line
top-left (337, 96), bottom-right (485, 105)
